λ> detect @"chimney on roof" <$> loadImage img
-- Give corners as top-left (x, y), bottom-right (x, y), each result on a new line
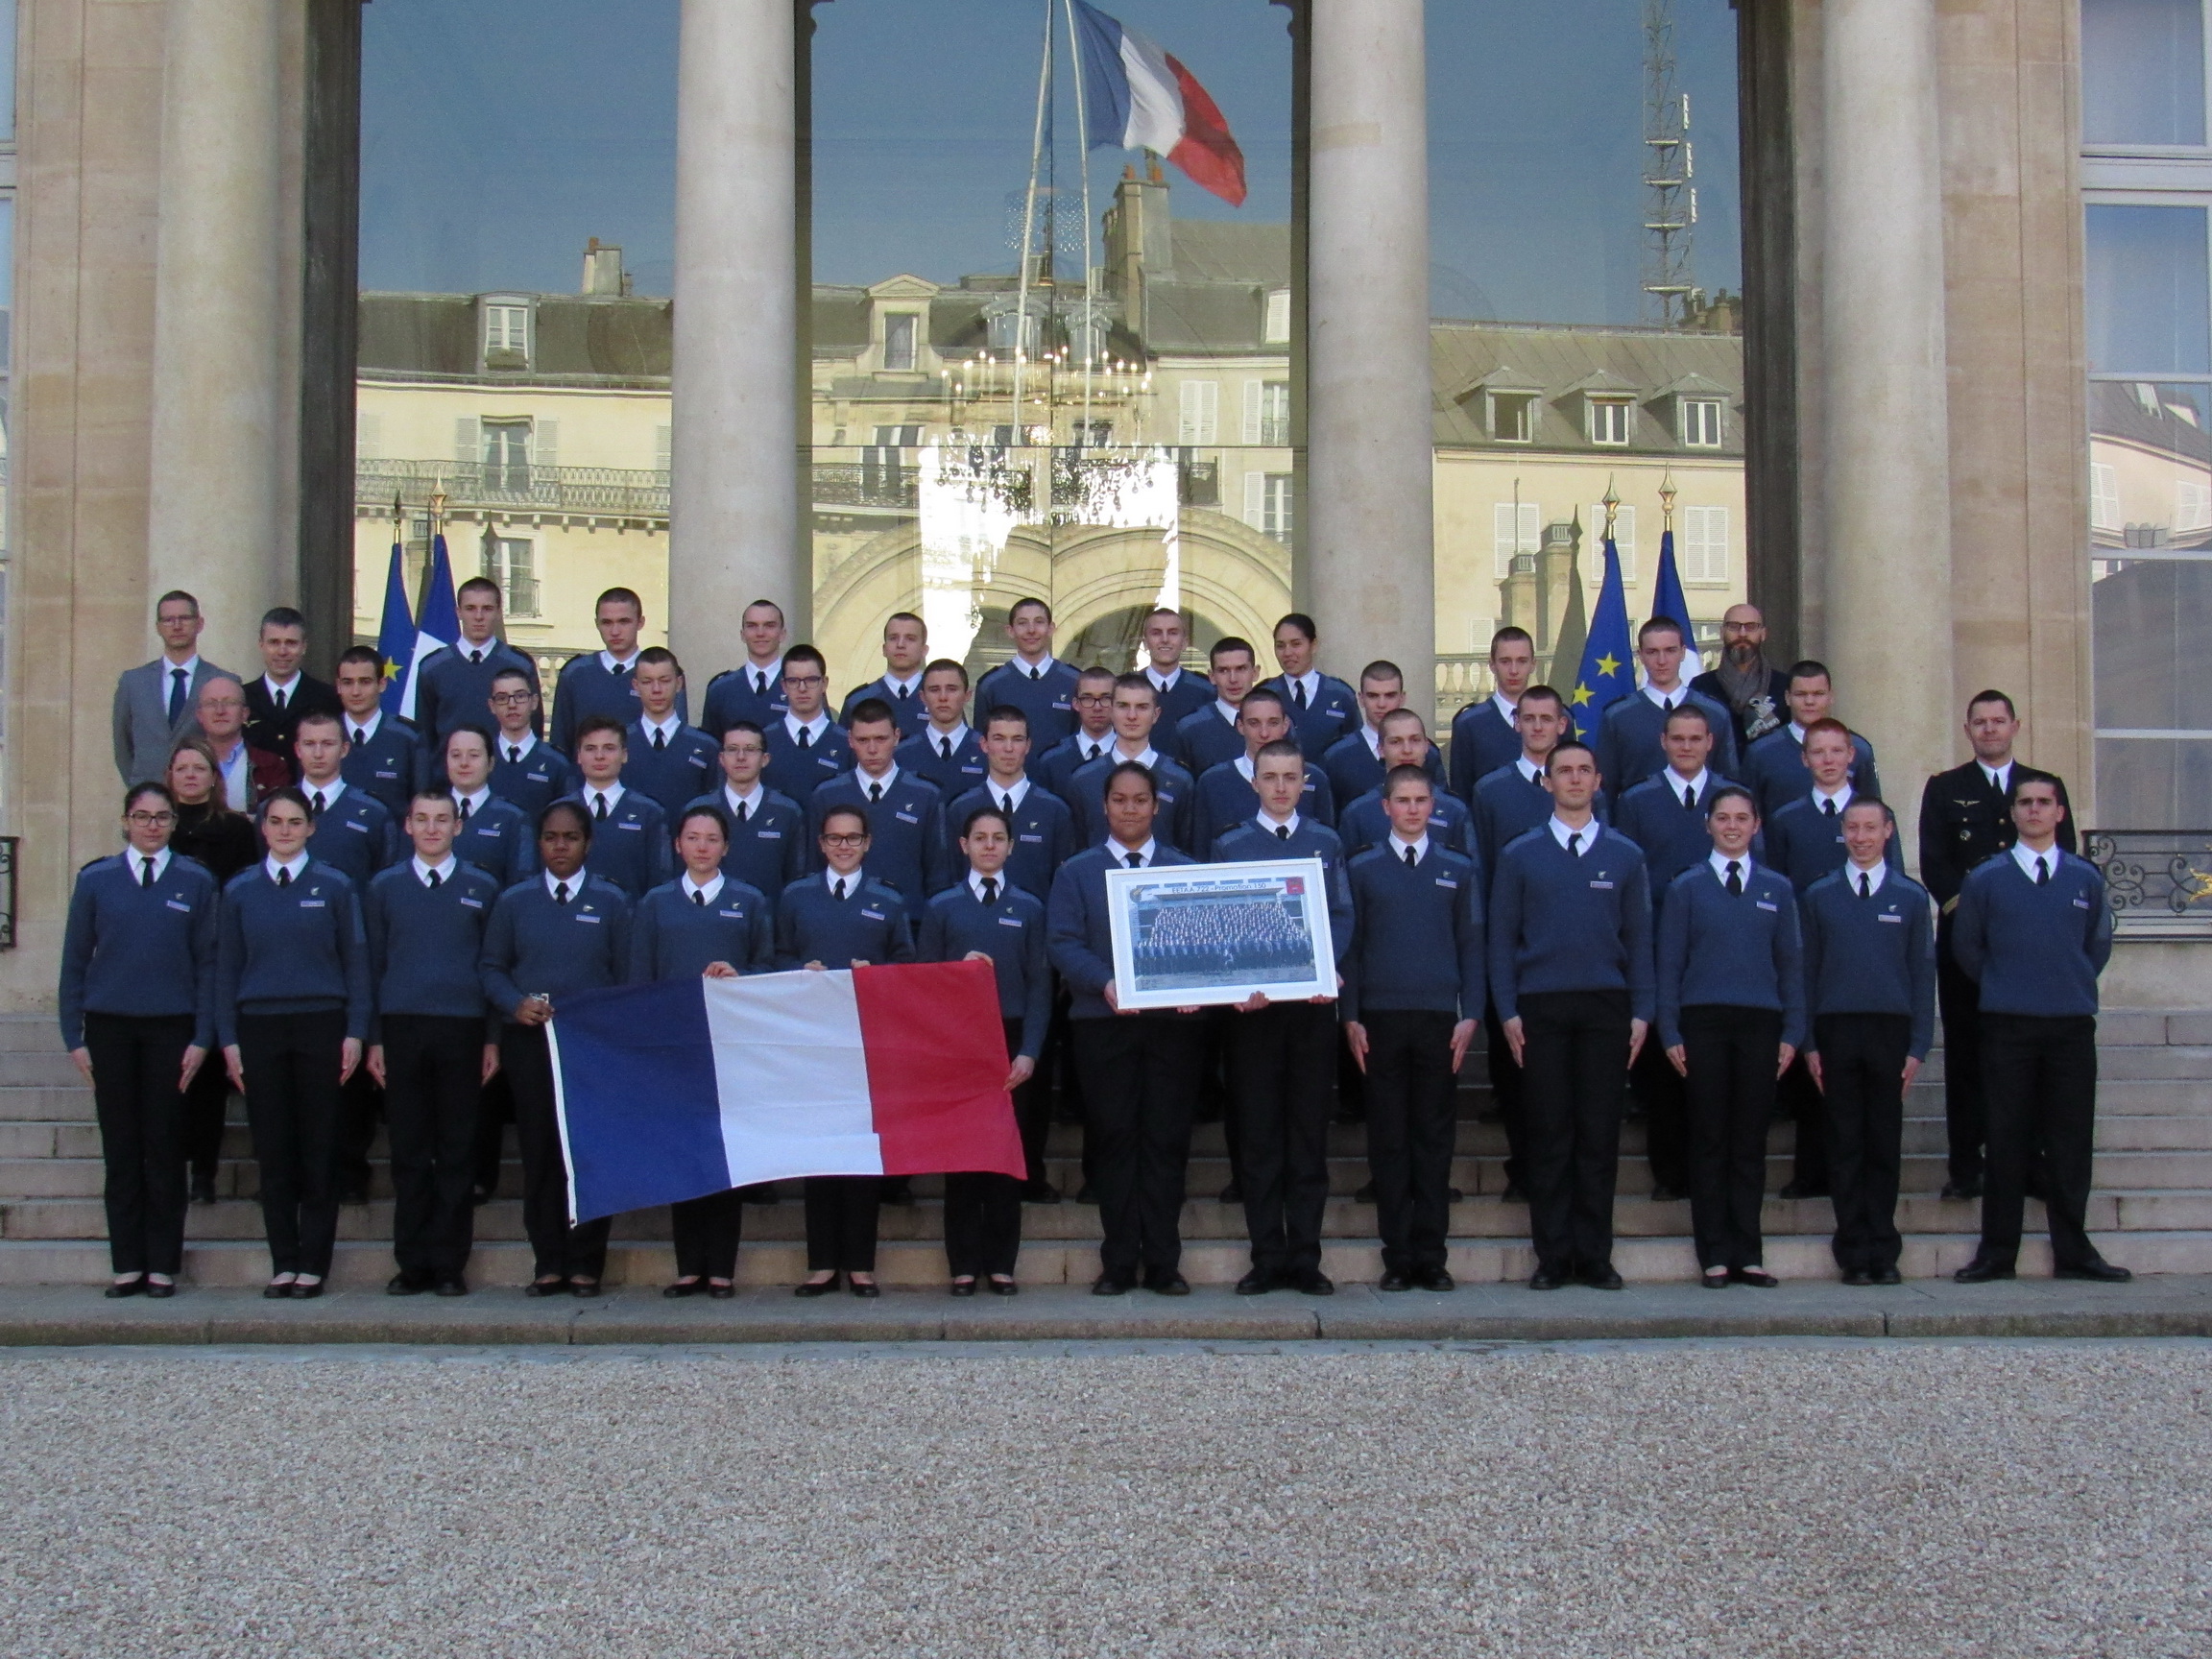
top-left (582, 238), bottom-right (628, 298)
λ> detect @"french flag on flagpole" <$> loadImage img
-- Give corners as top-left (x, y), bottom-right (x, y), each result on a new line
top-left (548, 960), bottom-right (1025, 1224)
top-left (1073, 1), bottom-right (1247, 207)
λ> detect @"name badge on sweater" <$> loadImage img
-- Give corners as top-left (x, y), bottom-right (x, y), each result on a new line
top-left (615, 821), bottom-right (641, 832)
top-left (375, 768), bottom-right (401, 781)
top-left (2074, 898), bottom-right (2092, 909)
top-left (299, 899), bottom-right (326, 909)
top-left (998, 915), bottom-right (1025, 928)
top-left (1877, 913), bottom-right (1903, 924)
top-left (688, 754), bottom-right (709, 769)
top-left (758, 830), bottom-right (782, 839)
top-left (459, 897), bottom-right (484, 910)
top-left (861, 907), bottom-right (887, 922)
top-left (527, 769), bottom-right (552, 783)
top-left (718, 907), bottom-right (746, 920)
top-left (1435, 878), bottom-right (1458, 890)
top-left (575, 913), bottom-right (602, 925)
top-left (344, 820), bottom-right (369, 833)
top-left (166, 899), bottom-right (192, 914)
top-left (1756, 900), bottom-right (1777, 912)
top-left (1020, 833), bottom-right (1044, 844)
top-left (1589, 879), bottom-right (1615, 891)
top-left (895, 810), bottom-right (919, 825)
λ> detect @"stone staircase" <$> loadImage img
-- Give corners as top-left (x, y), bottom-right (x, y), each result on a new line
top-left (3, 1009), bottom-right (2208, 1286)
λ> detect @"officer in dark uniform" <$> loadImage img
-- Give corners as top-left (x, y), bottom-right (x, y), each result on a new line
top-left (1916, 689), bottom-right (2075, 1200)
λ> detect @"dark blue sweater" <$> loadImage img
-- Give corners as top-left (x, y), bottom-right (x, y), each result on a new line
top-left (451, 793), bottom-right (537, 889)
top-left (566, 787), bottom-right (673, 900)
top-left (415, 639), bottom-right (542, 740)
top-left (489, 738), bottom-right (577, 822)
top-left (774, 874), bottom-right (916, 968)
top-left (301, 783), bottom-right (400, 887)
top-left (216, 861), bottom-right (372, 1045)
top-left (1069, 751), bottom-right (1197, 854)
top-left (838, 677), bottom-right (930, 738)
top-left (808, 769), bottom-right (948, 917)
top-left (1340, 841), bottom-right (1484, 1021)
top-left (1765, 792), bottom-right (1905, 894)
top-left (761, 717), bottom-right (854, 804)
top-left (1212, 819), bottom-right (1355, 966)
top-left (479, 876), bottom-right (633, 1020)
top-left (917, 881), bottom-right (1052, 1058)
top-left (1471, 762), bottom-right (1611, 893)
top-left (1262, 672), bottom-right (1359, 757)
top-left (621, 720), bottom-right (721, 820)
top-left (549, 653), bottom-right (686, 754)
top-left (1320, 731), bottom-right (1442, 807)
top-left (1744, 726), bottom-right (1881, 820)
top-left (1594, 687), bottom-right (1742, 796)
top-left (1654, 860), bottom-right (1808, 1050)
top-left (1487, 826), bottom-right (1655, 1022)
top-left (681, 786), bottom-right (808, 905)
top-left (59, 853), bottom-right (221, 1049)
top-left (942, 781), bottom-right (1075, 903)
top-left (1047, 843), bottom-right (1198, 1020)
top-left (1951, 852), bottom-right (2113, 1017)
top-left (362, 860), bottom-right (502, 1036)
top-left (1170, 705), bottom-right (1245, 777)
top-left (1610, 773), bottom-right (1759, 901)
top-left (895, 727), bottom-right (990, 800)
top-left (1150, 668), bottom-right (1215, 730)
top-left (1798, 868), bottom-right (1938, 1057)
top-left (340, 714), bottom-right (426, 823)
top-left (975, 658), bottom-right (1080, 752)
top-left (627, 878), bottom-right (775, 981)
top-left (1190, 757), bottom-right (1336, 842)
top-left (1336, 786), bottom-right (1476, 861)
top-left (1448, 699), bottom-right (1521, 802)
top-left (699, 661), bottom-right (788, 737)
top-left (1035, 733), bottom-right (1117, 802)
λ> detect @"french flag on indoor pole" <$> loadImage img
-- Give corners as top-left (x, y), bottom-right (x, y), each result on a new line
top-left (549, 960), bottom-right (1025, 1223)
top-left (1073, 2), bottom-right (1247, 207)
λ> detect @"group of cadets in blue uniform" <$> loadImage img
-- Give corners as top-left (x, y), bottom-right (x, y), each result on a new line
top-left (66, 587), bottom-right (2128, 1301)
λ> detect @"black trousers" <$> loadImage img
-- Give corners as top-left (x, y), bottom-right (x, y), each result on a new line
top-left (944, 1173), bottom-right (1020, 1278)
top-left (237, 1009), bottom-right (347, 1279)
top-left (1361, 1008), bottom-right (1458, 1276)
top-left (500, 1025), bottom-right (611, 1281)
top-left (1680, 1006), bottom-right (1781, 1271)
top-left (1483, 997), bottom-right (1525, 1186)
top-left (672, 1190), bottom-right (743, 1280)
top-left (1226, 1000), bottom-right (1335, 1276)
top-left (183, 1062), bottom-right (230, 1190)
top-left (84, 1013), bottom-right (193, 1277)
top-left (1936, 926), bottom-right (1986, 1187)
top-left (380, 1015), bottom-right (482, 1280)
top-left (334, 1069), bottom-right (383, 1196)
top-left (1519, 990), bottom-right (1631, 1274)
top-left (1815, 1012), bottom-right (1911, 1274)
top-left (471, 1068), bottom-right (516, 1197)
top-left (1631, 1039), bottom-right (1689, 1193)
top-left (1978, 1013), bottom-right (2100, 1270)
top-left (1781, 1055), bottom-right (1827, 1191)
top-left (1003, 1018), bottom-right (1050, 1191)
top-left (1074, 1012), bottom-right (1204, 1277)
top-left (805, 1176), bottom-right (881, 1273)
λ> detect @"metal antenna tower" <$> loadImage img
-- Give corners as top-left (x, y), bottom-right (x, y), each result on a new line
top-left (1640, 0), bottom-right (1698, 326)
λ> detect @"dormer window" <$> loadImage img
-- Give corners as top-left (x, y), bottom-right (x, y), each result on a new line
top-left (883, 313), bottom-right (918, 373)
top-left (1263, 289), bottom-right (1291, 345)
top-left (1589, 398), bottom-right (1632, 446)
top-left (482, 299), bottom-right (531, 372)
top-left (1490, 392), bottom-right (1536, 444)
top-left (1680, 397), bottom-right (1723, 447)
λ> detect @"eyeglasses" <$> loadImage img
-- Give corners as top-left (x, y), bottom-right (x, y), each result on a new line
top-left (488, 690), bottom-right (535, 706)
top-left (1073, 693), bottom-right (1113, 708)
top-left (126, 811), bottom-right (176, 828)
top-left (721, 744), bottom-right (762, 757)
top-left (783, 674), bottom-right (826, 688)
top-left (820, 832), bottom-right (869, 848)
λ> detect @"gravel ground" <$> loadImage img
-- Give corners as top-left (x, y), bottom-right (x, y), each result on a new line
top-left (0, 1339), bottom-right (2207, 1658)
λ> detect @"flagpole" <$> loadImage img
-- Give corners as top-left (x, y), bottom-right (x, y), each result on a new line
top-left (1012, 0), bottom-right (1054, 445)
top-left (1062, 0), bottom-right (1096, 441)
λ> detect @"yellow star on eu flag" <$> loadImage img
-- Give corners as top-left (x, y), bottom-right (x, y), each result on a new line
top-left (1571, 683), bottom-right (1595, 706)
top-left (1595, 653), bottom-right (1622, 679)
top-left (382, 661), bottom-right (401, 685)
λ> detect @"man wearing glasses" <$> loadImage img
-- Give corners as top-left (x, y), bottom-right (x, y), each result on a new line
top-left (1037, 666), bottom-right (1119, 803)
top-left (685, 720), bottom-right (807, 906)
top-left (484, 668), bottom-right (576, 818)
top-left (194, 675), bottom-right (288, 811)
top-left (761, 645), bottom-right (854, 804)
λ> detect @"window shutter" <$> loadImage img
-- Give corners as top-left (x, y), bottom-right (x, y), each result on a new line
top-left (655, 424), bottom-right (672, 476)
top-left (1242, 379), bottom-right (1262, 445)
top-left (1589, 505), bottom-right (1637, 583)
top-left (1180, 380), bottom-right (1218, 445)
top-left (1244, 469), bottom-right (1266, 531)
top-left (456, 417), bottom-right (481, 471)
top-left (355, 412), bottom-right (382, 462)
top-left (532, 419), bottom-right (558, 472)
top-left (510, 540), bottom-right (540, 618)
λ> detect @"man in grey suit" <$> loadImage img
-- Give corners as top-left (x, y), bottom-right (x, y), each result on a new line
top-left (111, 590), bottom-right (234, 784)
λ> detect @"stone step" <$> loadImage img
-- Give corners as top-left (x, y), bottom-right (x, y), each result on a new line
top-left (4, 1227), bottom-right (2198, 1288)
top-left (0, 1052), bottom-right (91, 1087)
top-left (0, 1017), bottom-right (65, 1054)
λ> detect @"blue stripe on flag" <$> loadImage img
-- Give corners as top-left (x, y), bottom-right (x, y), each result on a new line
top-left (1073, 1), bottom-right (1133, 148)
top-left (549, 980), bottom-right (729, 1223)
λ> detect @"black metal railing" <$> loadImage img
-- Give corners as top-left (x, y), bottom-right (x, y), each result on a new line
top-left (2083, 830), bottom-right (2212, 929)
top-left (357, 459), bottom-right (670, 519)
top-left (0, 837), bottom-right (17, 949)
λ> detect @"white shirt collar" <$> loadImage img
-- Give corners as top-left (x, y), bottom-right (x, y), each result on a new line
top-left (1214, 698), bottom-right (1241, 724)
top-left (1012, 653), bottom-right (1058, 678)
top-left (1389, 831), bottom-right (1431, 863)
top-left (542, 868), bottom-right (581, 901)
top-left (1257, 810), bottom-right (1301, 839)
top-left (301, 776), bottom-right (346, 808)
top-left (1359, 727), bottom-right (1383, 757)
top-left (1116, 744), bottom-right (1162, 771)
top-left (1982, 759), bottom-right (2013, 793)
top-left (785, 710), bottom-right (831, 741)
top-left (1490, 689), bottom-right (1518, 721)
top-left (1148, 665), bottom-right (1182, 690)
top-left (1234, 754), bottom-right (1257, 780)
top-left (1812, 781), bottom-right (1855, 813)
top-left (453, 785), bottom-right (493, 815)
top-left (1788, 721), bottom-right (1809, 745)
top-left (164, 653), bottom-right (202, 677)
top-left (1075, 731), bottom-right (1112, 760)
top-left (346, 709), bottom-right (383, 740)
top-left (882, 670), bottom-right (925, 697)
top-left (722, 781), bottom-right (765, 814)
top-left (855, 761), bottom-right (901, 793)
top-left (1641, 682), bottom-right (1686, 711)
top-left (825, 865), bottom-right (866, 895)
top-left (746, 655), bottom-right (784, 687)
top-left (130, 847), bottom-right (173, 883)
top-left (925, 722), bottom-right (972, 751)
top-left (1708, 850), bottom-right (1754, 884)
top-left (2011, 842), bottom-right (2060, 881)
top-left (968, 869), bottom-right (1009, 902)
top-left (599, 649), bottom-right (640, 674)
top-left (262, 671), bottom-right (301, 697)
top-left (1668, 766), bottom-right (1713, 804)
top-left (639, 712), bottom-right (683, 743)
top-left (458, 636), bottom-right (502, 661)
top-left (265, 852), bottom-right (309, 882)
top-left (1515, 755), bottom-right (1547, 784)
top-left (1549, 815), bottom-right (1598, 853)
top-left (987, 774), bottom-right (1031, 809)
top-left (585, 781), bottom-right (627, 812)
top-left (681, 870), bottom-right (726, 904)
top-left (1283, 670), bottom-right (1321, 699)
top-left (1109, 837), bottom-right (1160, 867)
top-left (413, 854), bottom-right (459, 886)
top-left (1845, 858), bottom-right (1888, 896)
top-left (496, 731), bottom-right (537, 760)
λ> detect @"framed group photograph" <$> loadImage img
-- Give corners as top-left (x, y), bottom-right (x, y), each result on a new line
top-left (1103, 858), bottom-right (1339, 1012)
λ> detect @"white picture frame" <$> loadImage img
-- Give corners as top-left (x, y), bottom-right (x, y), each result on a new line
top-left (1105, 857), bottom-right (1337, 1012)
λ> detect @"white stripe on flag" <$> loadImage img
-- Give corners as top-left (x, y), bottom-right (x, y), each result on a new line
top-left (1118, 29), bottom-right (1186, 155)
top-left (704, 970), bottom-right (883, 1185)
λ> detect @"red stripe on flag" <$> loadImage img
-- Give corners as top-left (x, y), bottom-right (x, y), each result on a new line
top-left (852, 959), bottom-right (1027, 1179)
top-left (1166, 55), bottom-right (1246, 207)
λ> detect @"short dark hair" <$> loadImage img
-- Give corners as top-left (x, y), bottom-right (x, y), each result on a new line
top-left (2007, 772), bottom-right (2064, 810)
top-left (156, 590), bottom-right (201, 617)
top-left (1661, 702), bottom-right (1714, 735)
top-left (1839, 794), bottom-right (1895, 825)
top-left (820, 804), bottom-right (870, 837)
top-left (982, 705), bottom-right (1029, 735)
top-left (1787, 659), bottom-right (1832, 687)
top-left (1144, 607), bottom-right (1184, 626)
top-left (1238, 686), bottom-right (1288, 720)
top-left (961, 804), bottom-right (1013, 841)
top-left (635, 646), bottom-right (681, 674)
top-left (444, 722), bottom-right (495, 759)
top-left (123, 781), bottom-right (176, 817)
top-left (1490, 625), bottom-right (1534, 652)
top-left (676, 803), bottom-right (732, 841)
top-left (1705, 782), bottom-right (1759, 819)
top-left (923, 658), bottom-right (970, 688)
top-left (1519, 685), bottom-right (1567, 714)
top-left (1254, 738), bottom-right (1305, 768)
top-left (1076, 664), bottom-right (1118, 688)
top-left (1210, 636), bottom-right (1257, 667)
top-left (407, 787), bottom-right (458, 815)
top-left (783, 643), bottom-right (827, 677)
top-left (293, 709), bottom-right (344, 739)
top-left (538, 799), bottom-right (593, 842)
top-left (259, 607), bottom-right (307, 635)
top-left (1110, 673), bottom-right (1159, 705)
top-left (1550, 738), bottom-right (1598, 770)
top-left (456, 576), bottom-right (503, 605)
top-left (847, 697), bottom-right (898, 732)
top-left (336, 645), bottom-right (383, 672)
top-left (1104, 759), bottom-right (1158, 800)
top-left (717, 718), bottom-right (767, 745)
top-left (1359, 660), bottom-right (1404, 688)
top-left (573, 713), bottom-right (630, 746)
top-left (1382, 764), bottom-right (1434, 800)
top-left (1378, 707), bottom-right (1429, 738)
top-left (1273, 613), bottom-right (1318, 643)
top-left (1008, 597), bottom-right (1052, 622)
top-left (256, 786), bottom-right (312, 822)
top-left (594, 587), bottom-right (643, 615)
top-left (1967, 688), bottom-right (2017, 719)
top-left (1636, 616), bottom-right (1685, 648)
top-left (744, 598), bottom-right (786, 624)
top-left (884, 611), bottom-right (926, 637)
top-left (490, 665), bottom-right (535, 690)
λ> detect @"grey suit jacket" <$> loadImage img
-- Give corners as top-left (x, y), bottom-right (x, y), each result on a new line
top-left (112, 657), bottom-right (233, 785)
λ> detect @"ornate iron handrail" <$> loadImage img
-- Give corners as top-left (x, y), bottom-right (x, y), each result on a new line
top-left (2083, 830), bottom-right (2212, 932)
top-left (357, 459), bottom-right (669, 519)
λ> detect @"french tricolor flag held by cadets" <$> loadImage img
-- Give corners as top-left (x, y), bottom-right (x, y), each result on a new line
top-left (549, 960), bottom-right (1025, 1223)
top-left (1073, 1), bottom-right (1247, 207)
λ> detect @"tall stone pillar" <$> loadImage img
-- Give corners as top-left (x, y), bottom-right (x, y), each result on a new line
top-left (1306, 0), bottom-right (1433, 720)
top-left (146, 0), bottom-right (288, 673)
top-left (670, 0), bottom-right (805, 675)
top-left (1821, 0), bottom-right (1954, 851)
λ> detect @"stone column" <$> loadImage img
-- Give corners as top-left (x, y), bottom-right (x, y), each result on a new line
top-left (1821, 0), bottom-right (1954, 850)
top-left (1306, 0), bottom-right (1434, 720)
top-left (146, 0), bottom-right (288, 673)
top-left (670, 0), bottom-right (805, 675)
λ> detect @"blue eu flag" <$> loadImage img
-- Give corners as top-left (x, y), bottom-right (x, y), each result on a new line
top-left (373, 533), bottom-right (415, 717)
top-left (1651, 526), bottom-right (1694, 643)
top-left (1568, 534), bottom-right (1634, 743)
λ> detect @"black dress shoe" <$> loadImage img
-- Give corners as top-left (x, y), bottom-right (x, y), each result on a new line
top-left (1144, 1268), bottom-right (1190, 1296)
top-left (1841, 1268), bottom-right (1874, 1286)
top-left (879, 1179), bottom-right (915, 1206)
top-left (434, 1276), bottom-right (469, 1298)
top-left (1353, 1182), bottom-right (1377, 1204)
top-left (1871, 1266), bottom-right (1903, 1286)
top-left (1701, 1269), bottom-right (1730, 1289)
top-left (104, 1277), bottom-right (146, 1299)
top-left (1501, 1181), bottom-right (1527, 1203)
top-left (143, 1280), bottom-right (176, 1299)
top-left (189, 1177), bottom-right (216, 1206)
top-left (1075, 1183), bottom-right (1099, 1205)
top-left (1022, 1180), bottom-right (1062, 1204)
top-left (1413, 1266), bottom-right (1455, 1293)
top-left (1288, 1268), bottom-right (1335, 1296)
top-left (1378, 1270), bottom-right (1413, 1292)
top-left (1728, 1267), bottom-right (1778, 1288)
top-left (848, 1278), bottom-right (881, 1298)
top-left (986, 1277), bottom-right (1019, 1296)
top-left (662, 1279), bottom-right (705, 1299)
top-left (262, 1280), bottom-right (295, 1300)
top-left (950, 1279), bottom-right (978, 1297)
top-left (1650, 1184), bottom-right (1687, 1204)
top-left (469, 1184), bottom-right (495, 1207)
top-left (1092, 1272), bottom-right (1134, 1296)
top-left (1235, 1267), bottom-right (1274, 1295)
top-left (290, 1280), bottom-right (325, 1300)
top-left (2055, 1259), bottom-right (2133, 1283)
top-left (1217, 1182), bottom-right (1242, 1205)
top-left (1777, 1182), bottom-right (1828, 1201)
top-left (1579, 1263), bottom-right (1625, 1291)
top-left (1448, 1188), bottom-right (1465, 1203)
top-left (1939, 1180), bottom-right (1984, 1201)
top-left (567, 1278), bottom-right (603, 1298)
top-left (335, 1184), bottom-right (371, 1208)
top-left (707, 1282), bottom-right (735, 1299)
top-left (522, 1278), bottom-right (566, 1298)
top-left (1954, 1258), bottom-right (2015, 1284)
top-left (740, 1184), bottom-right (781, 1206)
top-left (386, 1272), bottom-right (428, 1296)
top-left (793, 1275), bottom-right (840, 1298)
top-left (1528, 1266), bottom-right (1570, 1290)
